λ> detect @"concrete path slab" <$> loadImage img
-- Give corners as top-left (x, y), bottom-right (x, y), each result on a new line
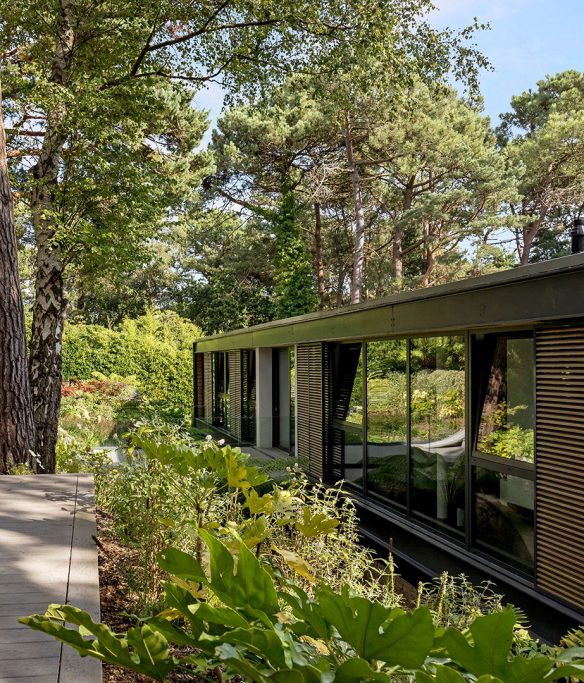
top-left (0, 475), bottom-right (101, 682)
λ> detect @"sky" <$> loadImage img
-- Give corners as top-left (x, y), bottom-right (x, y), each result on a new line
top-left (194, 0), bottom-right (584, 137)
top-left (431, 0), bottom-right (584, 124)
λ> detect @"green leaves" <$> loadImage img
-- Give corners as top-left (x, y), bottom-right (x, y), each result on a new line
top-left (295, 507), bottom-right (339, 537)
top-left (440, 607), bottom-right (577, 682)
top-left (20, 605), bottom-right (177, 683)
top-left (20, 538), bottom-right (584, 683)
top-left (318, 588), bottom-right (434, 668)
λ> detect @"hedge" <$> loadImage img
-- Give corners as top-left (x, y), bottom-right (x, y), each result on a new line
top-left (62, 311), bottom-right (201, 418)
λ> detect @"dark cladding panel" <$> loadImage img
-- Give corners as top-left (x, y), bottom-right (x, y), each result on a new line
top-left (536, 326), bottom-right (584, 609)
top-left (297, 343), bottom-right (323, 478)
top-left (194, 352), bottom-right (205, 419)
top-left (203, 352), bottom-right (213, 424)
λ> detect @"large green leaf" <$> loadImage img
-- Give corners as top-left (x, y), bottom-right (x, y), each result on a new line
top-left (441, 608), bottom-right (558, 682)
top-left (157, 546), bottom-right (206, 582)
top-left (317, 588), bottom-right (434, 668)
top-left (200, 529), bottom-right (280, 619)
top-left (280, 585), bottom-right (330, 642)
top-left (333, 658), bottom-right (392, 682)
top-left (20, 605), bottom-right (178, 682)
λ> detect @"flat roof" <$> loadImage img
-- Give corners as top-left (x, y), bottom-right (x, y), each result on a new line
top-left (195, 253), bottom-right (584, 352)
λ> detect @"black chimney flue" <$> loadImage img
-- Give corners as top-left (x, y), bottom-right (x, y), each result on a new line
top-left (570, 218), bottom-right (584, 254)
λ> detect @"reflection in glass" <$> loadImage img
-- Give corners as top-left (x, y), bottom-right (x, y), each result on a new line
top-left (365, 340), bottom-right (408, 507)
top-left (410, 337), bottom-right (465, 534)
top-left (477, 337), bottom-right (534, 463)
top-left (331, 343), bottom-right (363, 490)
top-left (474, 467), bottom-right (534, 572)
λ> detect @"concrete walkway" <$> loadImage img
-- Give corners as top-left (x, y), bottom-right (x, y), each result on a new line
top-left (0, 474), bottom-right (101, 683)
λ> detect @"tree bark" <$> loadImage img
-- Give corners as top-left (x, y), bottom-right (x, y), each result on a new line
top-left (344, 117), bottom-right (366, 305)
top-left (0, 78), bottom-right (36, 473)
top-left (314, 202), bottom-right (326, 310)
top-left (28, 0), bottom-right (75, 472)
top-left (393, 176), bottom-right (414, 281)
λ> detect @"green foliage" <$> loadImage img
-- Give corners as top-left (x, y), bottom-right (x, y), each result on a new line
top-left (21, 533), bottom-right (584, 682)
top-left (478, 403), bottom-right (535, 462)
top-left (273, 190), bottom-right (318, 318)
top-left (417, 573), bottom-right (505, 630)
top-left (62, 311), bottom-right (200, 420)
top-left (497, 70), bottom-right (584, 264)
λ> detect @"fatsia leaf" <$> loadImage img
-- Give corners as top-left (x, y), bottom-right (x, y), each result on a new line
top-left (441, 607), bottom-right (556, 682)
top-left (20, 605), bottom-right (177, 682)
top-left (200, 530), bottom-right (280, 618)
top-left (333, 657), bottom-right (392, 682)
top-left (245, 488), bottom-right (275, 515)
top-left (317, 588), bottom-right (434, 668)
top-left (295, 507), bottom-right (339, 537)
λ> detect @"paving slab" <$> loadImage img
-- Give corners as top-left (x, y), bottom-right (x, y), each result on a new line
top-left (0, 475), bottom-right (101, 682)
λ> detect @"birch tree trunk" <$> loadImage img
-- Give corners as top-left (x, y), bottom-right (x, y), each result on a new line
top-left (28, 0), bottom-right (75, 472)
top-left (344, 117), bottom-right (366, 305)
top-left (0, 78), bottom-right (36, 473)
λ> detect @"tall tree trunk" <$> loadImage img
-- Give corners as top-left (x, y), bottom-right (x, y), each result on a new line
top-left (314, 202), bottom-right (326, 310)
top-left (28, 0), bottom-right (74, 472)
top-left (344, 117), bottom-right (366, 305)
top-left (0, 78), bottom-right (36, 473)
top-left (393, 176), bottom-right (414, 281)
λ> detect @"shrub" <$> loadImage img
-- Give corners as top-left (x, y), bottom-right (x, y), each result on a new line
top-left (22, 533), bottom-right (584, 682)
top-left (62, 310), bottom-right (201, 420)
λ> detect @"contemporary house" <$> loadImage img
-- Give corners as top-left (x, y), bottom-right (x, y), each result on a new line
top-left (193, 253), bottom-right (584, 639)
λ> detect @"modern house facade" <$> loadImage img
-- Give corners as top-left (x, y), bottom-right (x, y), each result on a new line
top-left (193, 253), bottom-right (584, 639)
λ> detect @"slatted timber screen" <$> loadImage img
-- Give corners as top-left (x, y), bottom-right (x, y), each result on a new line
top-left (203, 353), bottom-right (213, 424)
top-left (297, 343), bottom-right (323, 478)
top-left (194, 352), bottom-right (205, 419)
top-left (229, 351), bottom-right (242, 441)
top-left (536, 325), bottom-right (584, 609)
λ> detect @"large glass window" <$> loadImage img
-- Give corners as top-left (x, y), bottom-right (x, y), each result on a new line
top-left (472, 333), bottom-right (535, 573)
top-left (366, 340), bottom-right (408, 508)
top-left (331, 343), bottom-right (364, 490)
top-left (477, 337), bottom-right (534, 463)
top-left (474, 468), bottom-right (534, 571)
top-left (410, 337), bottom-right (466, 535)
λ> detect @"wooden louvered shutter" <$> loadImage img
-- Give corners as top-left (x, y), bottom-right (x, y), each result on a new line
top-left (194, 352), bottom-right (205, 419)
top-left (229, 351), bottom-right (242, 440)
top-left (536, 325), bottom-right (584, 608)
top-left (203, 353), bottom-right (213, 423)
top-left (241, 350), bottom-right (256, 442)
top-left (297, 344), bottom-right (323, 478)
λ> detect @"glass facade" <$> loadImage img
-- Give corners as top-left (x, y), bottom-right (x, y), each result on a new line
top-left (472, 333), bottom-right (535, 572)
top-left (366, 340), bottom-right (408, 508)
top-left (474, 468), bottom-right (534, 570)
top-left (410, 337), bottom-right (465, 534)
top-left (331, 343), bottom-right (364, 490)
top-left (327, 330), bottom-right (535, 574)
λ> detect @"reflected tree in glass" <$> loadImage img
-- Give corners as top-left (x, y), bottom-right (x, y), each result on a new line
top-left (410, 336), bottom-right (465, 534)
